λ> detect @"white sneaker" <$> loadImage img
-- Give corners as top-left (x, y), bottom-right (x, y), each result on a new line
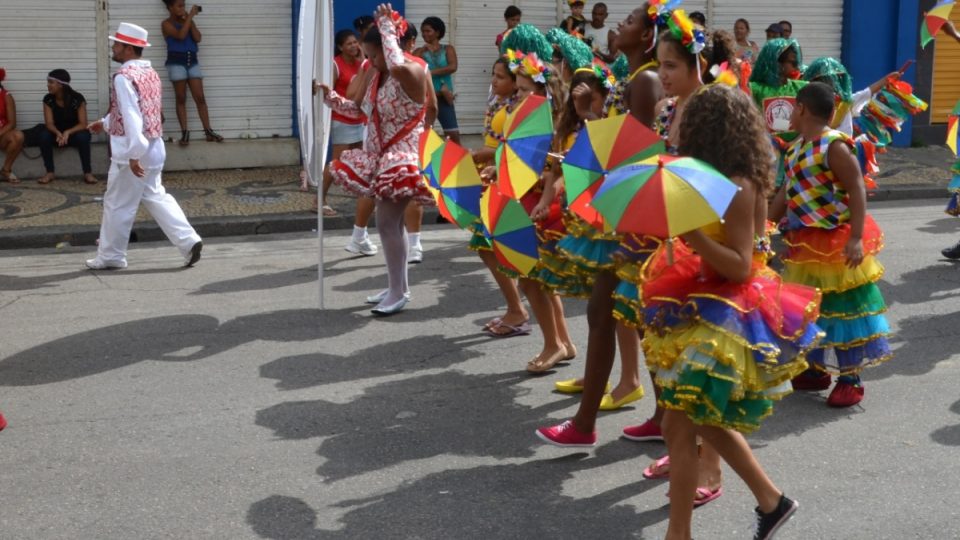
top-left (408, 244), bottom-right (423, 264)
top-left (85, 257), bottom-right (128, 270)
top-left (365, 289), bottom-right (412, 304)
top-left (345, 236), bottom-right (378, 256)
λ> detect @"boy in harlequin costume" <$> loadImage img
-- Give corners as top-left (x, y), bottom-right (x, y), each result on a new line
top-left (749, 38), bottom-right (806, 187)
top-left (771, 82), bottom-right (893, 408)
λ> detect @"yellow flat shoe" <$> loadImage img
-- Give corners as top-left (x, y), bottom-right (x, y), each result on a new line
top-left (598, 387), bottom-right (645, 410)
top-left (554, 379), bottom-right (613, 394)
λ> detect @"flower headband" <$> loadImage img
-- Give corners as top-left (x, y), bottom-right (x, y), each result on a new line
top-left (574, 63), bottom-right (616, 91)
top-left (645, 0), bottom-right (682, 51)
top-left (506, 49), bottom-right (551, 84)
top-left (666, 9), bottom-right (705, 56)
top-left (389, 11), bottom-right (409, 37)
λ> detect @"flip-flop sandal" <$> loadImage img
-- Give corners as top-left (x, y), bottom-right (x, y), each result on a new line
top-left (483, 317), bottom-right (503, 330)
top-left (485, 321), bottom-right (531, 338)
top-left (642, 455), bottom-right (671, 479)
top-left (321, 205), bottom-right (338, 217)
top-left (2, 170), bottom-right (21, 184)
top-left (666, 486), bottom-right (723, 508)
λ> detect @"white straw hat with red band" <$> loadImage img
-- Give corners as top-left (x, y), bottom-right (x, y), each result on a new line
top-left (108, 22), bottom-right (151, 47)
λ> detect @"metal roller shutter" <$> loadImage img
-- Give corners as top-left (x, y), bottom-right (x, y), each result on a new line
top-left (930, 8), bottom-right (960, 123)
top-left (0, 0), bottom-right (100, 129)
top-left (710, 0), bottom-right (843, 62)
top-left (108, 0), bottom-right (293, 139)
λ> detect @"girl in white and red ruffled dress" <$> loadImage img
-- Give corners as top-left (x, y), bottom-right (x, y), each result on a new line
top-left (321, 5), bottom-right (433, 316)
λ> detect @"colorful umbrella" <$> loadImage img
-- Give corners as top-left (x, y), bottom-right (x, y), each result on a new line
top-left (922, 0), bottom-right (956, 48)
top-left (428, 141), bottom-right (484, 229)
top-left (591, 154), bottom-right (740, 238)
top-left (419, 128), bottom-right (444, 190)
top-left (561, 114), bottom-right (664, 228)
top-left (948, 115), bottom-right (959, 156)
top-left (481, 183), bottom-right (539, 275)
top-left (495, 94), bottom-right (554, 199)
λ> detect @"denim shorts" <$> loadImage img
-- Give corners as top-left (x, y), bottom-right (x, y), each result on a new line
top-left (331, 120), bottom-right (365, 145)
top-left (167, 63), bottom-right (203, 81)
top-left (437, 99), bottom-right (459, 132)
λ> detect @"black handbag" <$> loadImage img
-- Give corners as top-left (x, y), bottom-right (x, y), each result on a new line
top-left (21, 123), bottom-right (47, 147)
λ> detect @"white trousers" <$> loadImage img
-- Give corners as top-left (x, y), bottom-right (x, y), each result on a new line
top-left (96, 162), bottom-right (201, 263)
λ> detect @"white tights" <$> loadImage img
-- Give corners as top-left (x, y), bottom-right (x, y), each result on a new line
top-left (375, 198), bottom-right (411, 305)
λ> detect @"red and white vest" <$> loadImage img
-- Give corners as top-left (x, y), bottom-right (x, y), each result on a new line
top-left (107, 63), bottom-right (163, 139)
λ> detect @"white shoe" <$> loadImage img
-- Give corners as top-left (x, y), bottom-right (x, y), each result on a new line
top-left (371, 296), bottom-right (408, 316)
top-left (408, 244), bottom-right (423, 264)
top-left (86, 257), bottom-right (127, 270)
top-left (365, 289), bottom-right (411, 304)
top-left (345, 236), bottom-right (378, 256)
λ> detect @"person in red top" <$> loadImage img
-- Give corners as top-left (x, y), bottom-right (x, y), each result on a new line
top-left (495, 6), bottom-right (523, 49)
top-left (0, 68), bottom-right (24, 183)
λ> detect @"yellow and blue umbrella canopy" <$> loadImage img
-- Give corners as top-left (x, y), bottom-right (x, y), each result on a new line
top-left (428, 140), bottom-right (484, 229)
top-left (561, 114), bottom-right (664, 229)
top-left (480, 183), bottom-right (539, 275)
top-left (494, 94), bottom-right (554, 199)
top-left (591, 154), bottom-right (740, 238)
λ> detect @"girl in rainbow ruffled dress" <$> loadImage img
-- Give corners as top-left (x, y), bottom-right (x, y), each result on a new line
top-left (645, 83), bottom-right (819, 540)
top-left (470, 56), bottom-right (530, 338)
top-left (488, 50), bottom-right (575, 373)
top-left (770, 81), bottom-right (893, 408)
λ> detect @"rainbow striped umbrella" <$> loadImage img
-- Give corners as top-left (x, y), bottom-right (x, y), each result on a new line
top-left (419, 128), bottom-right (444, 190)
top-left (561, 114), bottom-right (664, 229)
top-left (948, 115), bottom-right (959, 156)
top-left (428, 140), bottom-right (484, 229)
top-left (495, 94), bottom-right (554, 199)
top-left (591, 155), bottom-right (740, 238)
top-left (922, 0), bottom-right (956, 48)
top-left (481, 183), bottom-right (539, 275)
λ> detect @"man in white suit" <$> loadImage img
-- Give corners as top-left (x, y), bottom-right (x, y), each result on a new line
top-left (87, 22), bottom-right (202, 270)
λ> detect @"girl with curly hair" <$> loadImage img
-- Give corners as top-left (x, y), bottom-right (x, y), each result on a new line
top-left (645, 83), bottom-right (820, 540)
top-left (618, 14), bottom-right (741, 507)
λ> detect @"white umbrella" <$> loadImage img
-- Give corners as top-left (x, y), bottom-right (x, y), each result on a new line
top-left (297, 0), bottom-right (333, 309)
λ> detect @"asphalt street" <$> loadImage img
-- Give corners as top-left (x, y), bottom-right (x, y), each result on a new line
top-left (1, 199), bottom-right (959, 539)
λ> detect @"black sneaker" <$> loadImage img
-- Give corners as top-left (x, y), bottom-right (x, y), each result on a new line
top-left (942, 241), bottom-right (960, 260)
top-left (753, 494), bottom-right (798, 540)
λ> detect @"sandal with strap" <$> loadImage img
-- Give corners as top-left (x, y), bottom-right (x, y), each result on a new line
top-left (204, 129), bottom-right (224, 142)
top-left (0, 169), bottom-right (20, 184)
top-left (178, 130), bottom-right (190, 147)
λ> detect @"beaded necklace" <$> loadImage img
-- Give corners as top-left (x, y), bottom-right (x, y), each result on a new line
top-left (602, 59), bottom-right (658, 117)
top-left (483, 93), bottom-right (518, 143)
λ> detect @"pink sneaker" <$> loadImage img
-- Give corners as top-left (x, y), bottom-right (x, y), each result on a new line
top-left (622, 418), bottom-right (664, 442)
top-left (535, 420), bottom-right (597, 447)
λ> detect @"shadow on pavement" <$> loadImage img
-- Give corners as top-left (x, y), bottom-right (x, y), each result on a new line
top-left (881, 263), bottom-right (960, 306)
top-left (931, 398), bottom-right (960, 447)
top-left (255, 370), bottom-right (579, 482)
top-left (0, 308), bottom-right (371, 386)
top-left (247, 444), bottom-right (669, 539)
top-left (260, 334), bottom-right (489, 390)
top-left (869, 311), bottom-right (958, 382)
top-left (0, 270), bottom-right (91, 291)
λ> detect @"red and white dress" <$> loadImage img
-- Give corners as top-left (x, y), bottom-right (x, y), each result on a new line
top-left (324, 15), bottom-right (434, 205)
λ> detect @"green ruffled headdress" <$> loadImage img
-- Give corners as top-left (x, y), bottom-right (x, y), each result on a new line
top-left (609, 54), bottom-right (629, 80)
top-left (749, 38), bottom-right (803, 87)
top-left (499, 24), bottom-right (554, 61)
top-left (546, 27), bottom-right (595, 70)
top-left (803, 57), bottom-right (853, 103)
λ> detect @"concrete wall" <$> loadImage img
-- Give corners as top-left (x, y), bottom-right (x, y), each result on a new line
top-left (1, 138), bottom-right (300, 180)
